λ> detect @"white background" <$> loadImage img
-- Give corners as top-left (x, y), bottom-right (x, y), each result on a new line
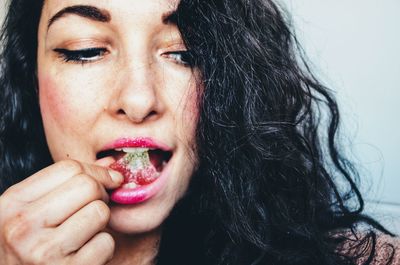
top-left (281, 0), bottom-right (400, 233)
top-left (1, 1), bottom-right (399, 233)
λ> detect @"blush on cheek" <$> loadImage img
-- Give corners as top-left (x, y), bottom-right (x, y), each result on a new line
top-left (38, 74), bottom-right (71, 123)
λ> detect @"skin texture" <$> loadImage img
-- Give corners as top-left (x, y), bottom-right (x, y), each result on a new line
top-left (0, 0), bottom-right (199, 264)
top-left (39, 0), bottom-right (199, 233)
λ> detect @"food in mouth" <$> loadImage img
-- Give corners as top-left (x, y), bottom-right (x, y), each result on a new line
top-left (109, 148), bottom-right (166, 188)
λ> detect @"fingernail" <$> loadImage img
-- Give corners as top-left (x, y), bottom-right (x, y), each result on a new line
top-left (109, 170), bottom-right (123, 183)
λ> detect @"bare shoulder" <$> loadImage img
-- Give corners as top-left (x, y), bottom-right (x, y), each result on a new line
top-left (336, 232), bottom-right (400, 265)
top-left (371, 234), bottom-right (400, 265)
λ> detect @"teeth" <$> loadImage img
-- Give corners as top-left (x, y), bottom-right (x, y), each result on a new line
top-left (117, 147), bottom-right (149, 153)
top-left (122, 182), bottom-right (138, 189)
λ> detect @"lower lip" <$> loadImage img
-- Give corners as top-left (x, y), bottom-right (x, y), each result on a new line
top-left (109, 161), bottom-right (171, 205)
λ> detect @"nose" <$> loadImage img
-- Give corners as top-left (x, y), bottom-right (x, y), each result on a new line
top-left (111, 58), bottom-right (162, 123)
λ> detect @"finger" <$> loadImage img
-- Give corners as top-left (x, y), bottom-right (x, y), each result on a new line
top-left (56, 200), bottom-right (111, 255)
top-left (70, 232), bottom-right (115, 265)
top-left (28, 174), bottom-right (109, 227)
top-left (94, 156), bottom-right (116, 167)
top-left (11, 160), bottom-right (123, 202)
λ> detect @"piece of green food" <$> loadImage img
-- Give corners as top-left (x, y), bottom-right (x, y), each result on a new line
top-left (110, 149), bottom-right (159, 186)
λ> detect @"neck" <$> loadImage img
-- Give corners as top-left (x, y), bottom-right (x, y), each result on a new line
top-left (106, 227), bottom-right (162, 265)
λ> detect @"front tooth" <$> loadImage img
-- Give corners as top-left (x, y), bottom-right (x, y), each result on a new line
top-left (122, 147), bottom-right (149, 153)
top-left (115, 148), bottom-right (122, 151)
top-left (122, 182), bottom-right (138, 189)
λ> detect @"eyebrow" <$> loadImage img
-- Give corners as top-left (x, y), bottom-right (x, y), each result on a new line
top-left (48, 5), bottom-right (111, 29)
top-left (47, 5), bottom-right (178, 30)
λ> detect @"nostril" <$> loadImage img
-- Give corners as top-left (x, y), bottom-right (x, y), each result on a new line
top-left (146, 110), bottom-right (157, 118)
top-left (116, 109), bottom-right (157, 122)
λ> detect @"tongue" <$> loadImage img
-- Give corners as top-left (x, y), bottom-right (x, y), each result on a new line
top-left (109, 150), bottom-right (160, 186)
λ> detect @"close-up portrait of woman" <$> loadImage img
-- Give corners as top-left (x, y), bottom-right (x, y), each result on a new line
top-left (0, 0), bottom-right (399, 264)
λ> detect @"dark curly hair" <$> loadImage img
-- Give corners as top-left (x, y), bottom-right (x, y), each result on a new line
top-left (0, 0), bottom-right (395, 265)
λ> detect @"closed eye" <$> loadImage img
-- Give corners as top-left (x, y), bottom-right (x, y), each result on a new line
top-left (163, 50), bottom-right (195, 66)
top-left (53, 47), bottom-right (108, 64)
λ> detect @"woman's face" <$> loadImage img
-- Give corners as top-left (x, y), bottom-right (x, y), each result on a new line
top-left (37, 0), bottom-right (199, 234)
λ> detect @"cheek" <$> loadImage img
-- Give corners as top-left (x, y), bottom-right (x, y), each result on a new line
top-left (184, 82), bottom-right (201, 130)
top-left (176, 82), bottom-right (201, 157)
top-left (38, 74), bottom-right (72, 124)
top-left (184, 91), bottom-right (200, 130)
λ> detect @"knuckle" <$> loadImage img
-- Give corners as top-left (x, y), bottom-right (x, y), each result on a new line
top-left (2, 185), bottom-right (18, 198)
top-left (1, 186), bottom-right (22, 205)
top-left (78, 175), bottom-right (102, 196)
top-left (29, 234), bottom-right (60, 264)
top-left (99, 232), bottom-right (115, 256)
top-left (58, 159), bottom-right (84, 174)
top-left (0, 193), bottom-right (11, 212)
top-left (91, 200), bottom-right (110, 224)
top-left (3, 212), bottom-right (32, 246)
top-left (30, 244), bottom-right (50, 264)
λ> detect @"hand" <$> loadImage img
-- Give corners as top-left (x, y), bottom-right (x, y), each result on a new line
top-left (0, 160), bottom-right (123, 265)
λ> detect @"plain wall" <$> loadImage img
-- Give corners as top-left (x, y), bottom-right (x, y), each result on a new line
top-left (0, 2), bottom-right (4, 24)
top-left (282, 0), bottom-right (400, 232)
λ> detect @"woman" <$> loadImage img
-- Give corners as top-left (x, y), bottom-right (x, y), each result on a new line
top-left (0, 0), bottom-right (398, 264)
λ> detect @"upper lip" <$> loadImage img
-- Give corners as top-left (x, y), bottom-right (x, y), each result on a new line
top-left (100, 137), bottom-right (172, 152)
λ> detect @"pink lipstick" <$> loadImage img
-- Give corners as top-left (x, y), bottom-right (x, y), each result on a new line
top-left (110, 161), bottom-right (171, 204)
top-left (100, 137), bottom-right (172, 205)
top-left (102, 137), bottom-right (171, 152)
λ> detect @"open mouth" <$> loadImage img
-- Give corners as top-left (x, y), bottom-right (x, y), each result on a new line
top-left (96, 148), bottom-right (172, 188)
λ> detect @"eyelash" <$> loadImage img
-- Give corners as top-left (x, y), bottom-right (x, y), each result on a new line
top-left (53, 48), bottom-right (195, 66)
top-left (54, 48), bottom-right (108, 64)
top-left (163, 51), bottom-right (195, 66)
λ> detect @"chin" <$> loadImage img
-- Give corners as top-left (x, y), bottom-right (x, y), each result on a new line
top-left (107, 199), bottom-right (174, 234)
top-left (107, 166), bottom-right (192, 234)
